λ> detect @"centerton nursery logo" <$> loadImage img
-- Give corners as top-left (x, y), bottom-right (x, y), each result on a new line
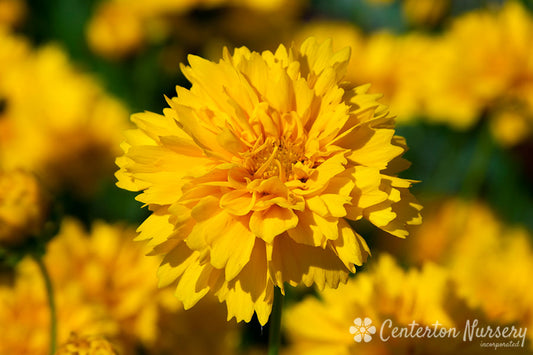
top-left (350, 317), bottom-right (377, 343)
top-left (350, 318), bottom-right (528, 349)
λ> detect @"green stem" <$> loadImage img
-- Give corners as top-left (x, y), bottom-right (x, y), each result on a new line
top-left (268, 287), bottom-right (284, 355)
top-left (461, 123), bottom-right (494, 199)
top-left (34, 255), bottom-right (57, 355)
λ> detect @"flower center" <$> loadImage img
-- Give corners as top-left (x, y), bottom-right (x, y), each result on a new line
top-left (244, 137), bottom-right (303, 181)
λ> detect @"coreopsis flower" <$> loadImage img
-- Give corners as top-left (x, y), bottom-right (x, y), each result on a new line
top-left (424, 1), bottom-right (533, 135)
top-left (116, 37), bottom-right (422, 325)
top-left (0, 169), bottom-right (48, 244)
top-left (45, 218), bottom-right (165, 351)
top-left (86, 2), bottom-right (145, 60)
top-left (446, 2), bottom-right (531, 106)
top-left (0, 257), bottom-right (115, 355)
top-left (55, 333), bottom-right (118, 355)
top-left (284, 254), bottom-right (460, 355)
top-left (337, 31), bottom-right (434, 123)
top-left (285, 251), bottom-right (533, 354)
top-left (87, 0), bottom-right (304, 60)
top-left (408, 199), bottom-right (533, 339)
top-left (0, 218), bottom-right (245, 355)
top-left (489, 107), bottom-right (531, 147)
top-left (0, 38), bottom-right (130, 195)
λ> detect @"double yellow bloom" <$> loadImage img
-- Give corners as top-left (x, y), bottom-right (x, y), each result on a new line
top-left (116, 38), bottom-right (422, 325)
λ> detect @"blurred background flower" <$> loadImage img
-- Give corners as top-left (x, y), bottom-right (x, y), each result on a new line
top-left (0, 170), bottom-right (48, 245)
top-left (0, 0), bottom-right (532, 353)
top-left (0, 218), bottom-right (244, 354)
top-left (55, 333), bottom-right (119, 355)
top-left (284, 199), bottom-right (533, 354)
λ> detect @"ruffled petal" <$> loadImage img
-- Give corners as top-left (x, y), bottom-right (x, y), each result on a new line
top-left (250, 206), bottom-right (299, 243)
top-left (268, 234), bottom-right (350, 291)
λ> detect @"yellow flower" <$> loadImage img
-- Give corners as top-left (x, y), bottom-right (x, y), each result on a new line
top-left (55, 333), bottom-right (118, 355)
top-left (349, 31), bottom-right (435, 123)
top-left (0, 38), bottom-right (130, 194)
top-left (294, 2), bottom-right (533, 142)
top-left (423, 1), bottom-right (533, 133)
top-left (116, 37), bottom-right (422, 325)
top-left (453, 226), bottom-right (533, 326)
top-left (407, 199), bottom-right (533, 348)
top-left (489, 107), bottom-right (531, 147)
top-left (87, 0), bottom-right (304, 60)
top-left (86, 2), bottom-right (145, 60)
top-left (411, 200), bottom-right (533, 324)
top-left (286, 199), bottom-right (533, 355)
top-left (284, 253), bottom-right (457, 355)
top-left (0, 169), bottom-right (48, 244)
top-left (1, 218), bottom-right (244, 354)
top-left (0, 258), bottom-right (115, 355)
top-left (446, 2), bottom-right (530, 104)
top-left (45, 218), bottom-right (164, 350)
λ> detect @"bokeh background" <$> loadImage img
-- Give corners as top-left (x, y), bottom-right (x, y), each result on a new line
top-left (1, 0), bottom-right (533, 354)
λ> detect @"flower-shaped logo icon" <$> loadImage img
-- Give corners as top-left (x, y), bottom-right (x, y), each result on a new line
top-left (350, 317), bottom-right (376, 342)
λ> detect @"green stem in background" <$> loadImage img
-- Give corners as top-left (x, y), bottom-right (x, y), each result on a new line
top-left (461, 122), bottom-right (494, 199)
top-left (268, 287), bottom-right (284, 355)
top-left (34, 255), bottom-right (57, 355)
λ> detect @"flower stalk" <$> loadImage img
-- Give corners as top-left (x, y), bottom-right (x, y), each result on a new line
top-left (268, 287), bottom-right (284, 355)
top-left (34, 255), bottom-right (57, 355)
top-left (461, 122), bottom-right (494, 199)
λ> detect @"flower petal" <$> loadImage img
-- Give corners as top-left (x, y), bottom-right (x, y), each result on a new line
top-left (287, 211), bottom-right (338, 247)
top-left (365, 176), bottom-right (423, 238)
top-left (158, 242), bottom-right (198, 288)
top-left (187, 197), bottom-right (232, 249)
top-left (210, 218), bottom-right (256, 281)
top-left (250, 206), bottom-right (298, 243)
top-left (268, 234), bottom-right (349, 291)
top-left (296, 153), bottom-right (347, 195)
top-left (219, 189), bottom-right (256, 216)
top-left (175, 261), bottom-right (222, 309)
top-left (338, 119), bottom-right (404, 169)
top-left (218, 241), bottom-right (272, 325)
top-left (330, 219), bottom-right (370, 272)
